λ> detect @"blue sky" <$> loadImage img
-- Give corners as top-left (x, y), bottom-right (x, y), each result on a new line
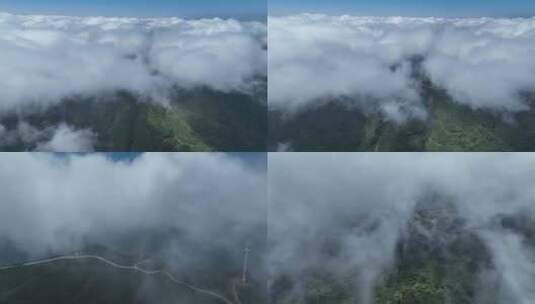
top-left (270, 0), bottom-right (535, 17)
top-left (2, 0), bottom-right (532, 19)
top-left (105, 152), bottom-right (266, 171)
top-left (52, 152), bottom-right (267, 171)
top-left (0, 0), bottom-right (266, 19)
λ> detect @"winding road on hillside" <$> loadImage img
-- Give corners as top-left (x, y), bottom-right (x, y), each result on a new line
top-left (0, 254), bottom-right (235, 304)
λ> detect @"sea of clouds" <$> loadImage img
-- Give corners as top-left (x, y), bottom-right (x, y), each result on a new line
top-left (0, 12), bottom-right (266, 151)
top-left (0, 12), bottom-right (267, 111)
top-left (269, 14), bottom-right (535, 120)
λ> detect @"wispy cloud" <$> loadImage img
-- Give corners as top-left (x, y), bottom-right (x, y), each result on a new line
top-left (269, 153), bottom-right (535, 303)
top-left (269, 14), bottom-right (535, 120)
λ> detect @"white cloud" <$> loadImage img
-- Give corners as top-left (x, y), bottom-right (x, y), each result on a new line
top-left (269, 153), bottom-right (535, 303)
top-left (0, 121), bottom-right (95, 151)
top-left (35, 124), bottom-right (95, 152)
top-left (480, 231), bottom-right (535, 304)
top-left (0, 12), bottom-right (266, 111)
top-left (269, 14), bottom-right (535, 117)
top-left (0, 153), bottom-right (266, 260)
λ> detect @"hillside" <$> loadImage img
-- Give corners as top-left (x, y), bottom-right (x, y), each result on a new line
top-left (269, 68), bottom-right (535, 152)
top-left (269, 196), bottom-right (534, 304)
top-left (0, 227), bottom-right (267, 304)
top-left (0, 84), bottom-right (267, 152)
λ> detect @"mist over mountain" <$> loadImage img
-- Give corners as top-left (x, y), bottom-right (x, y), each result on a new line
top-left (268, 15), bottom-right (535, 151)
top-left (2, 153), bottom-right (535, 304)
top-left (0, 153), bottom-right (267, 303)
top-left (269, 153), bottom-right (535, 304)
top-left (0, 12), bottom-right (267, 151)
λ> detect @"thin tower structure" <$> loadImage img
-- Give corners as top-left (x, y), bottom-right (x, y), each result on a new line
top-left (241, 245), bottom-right (251, 284)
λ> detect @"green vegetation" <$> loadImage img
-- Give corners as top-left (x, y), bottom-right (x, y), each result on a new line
top-left (268, 88), bottom-right (535, 151)
top-left (0, 259), bottom-right (219, 304)
top-left (425, 94), bottom-right (511, 152)
top-left (270, 199), bottom-right (498, 304)
top-left (375, 264), bottom-right (444, 304)
top-left (268, 102), bottom-right (428, 152)
top-left (147, 105), bottom-right (210, 151)
top-left (271, 272), bottom-right (356, 304)
top-left (167, 87), bottom-right (267, 151)
top-left (0, 228), bottom-right (268, 304)
top-left (0, 86), bottom-right (267, 151)
top-left (268, 102), bottom-right (367, 151)
top-left (305, 274), bottom-right (354, 304)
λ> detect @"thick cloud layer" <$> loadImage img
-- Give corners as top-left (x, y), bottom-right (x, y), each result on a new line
top-left (269, 153), bottom-right (535, 304)
top-left (0, 153), bottom-right (266, 263)
top-left (269, 14), bottom-right (535, 118)
top-left (0, 12), bottom-right (266, 111)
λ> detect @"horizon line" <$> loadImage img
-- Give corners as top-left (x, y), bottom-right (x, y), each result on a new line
top-left (268, 11), bottom-right (535, 19)
top-left (0, 10), bottom-right (266, 21)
